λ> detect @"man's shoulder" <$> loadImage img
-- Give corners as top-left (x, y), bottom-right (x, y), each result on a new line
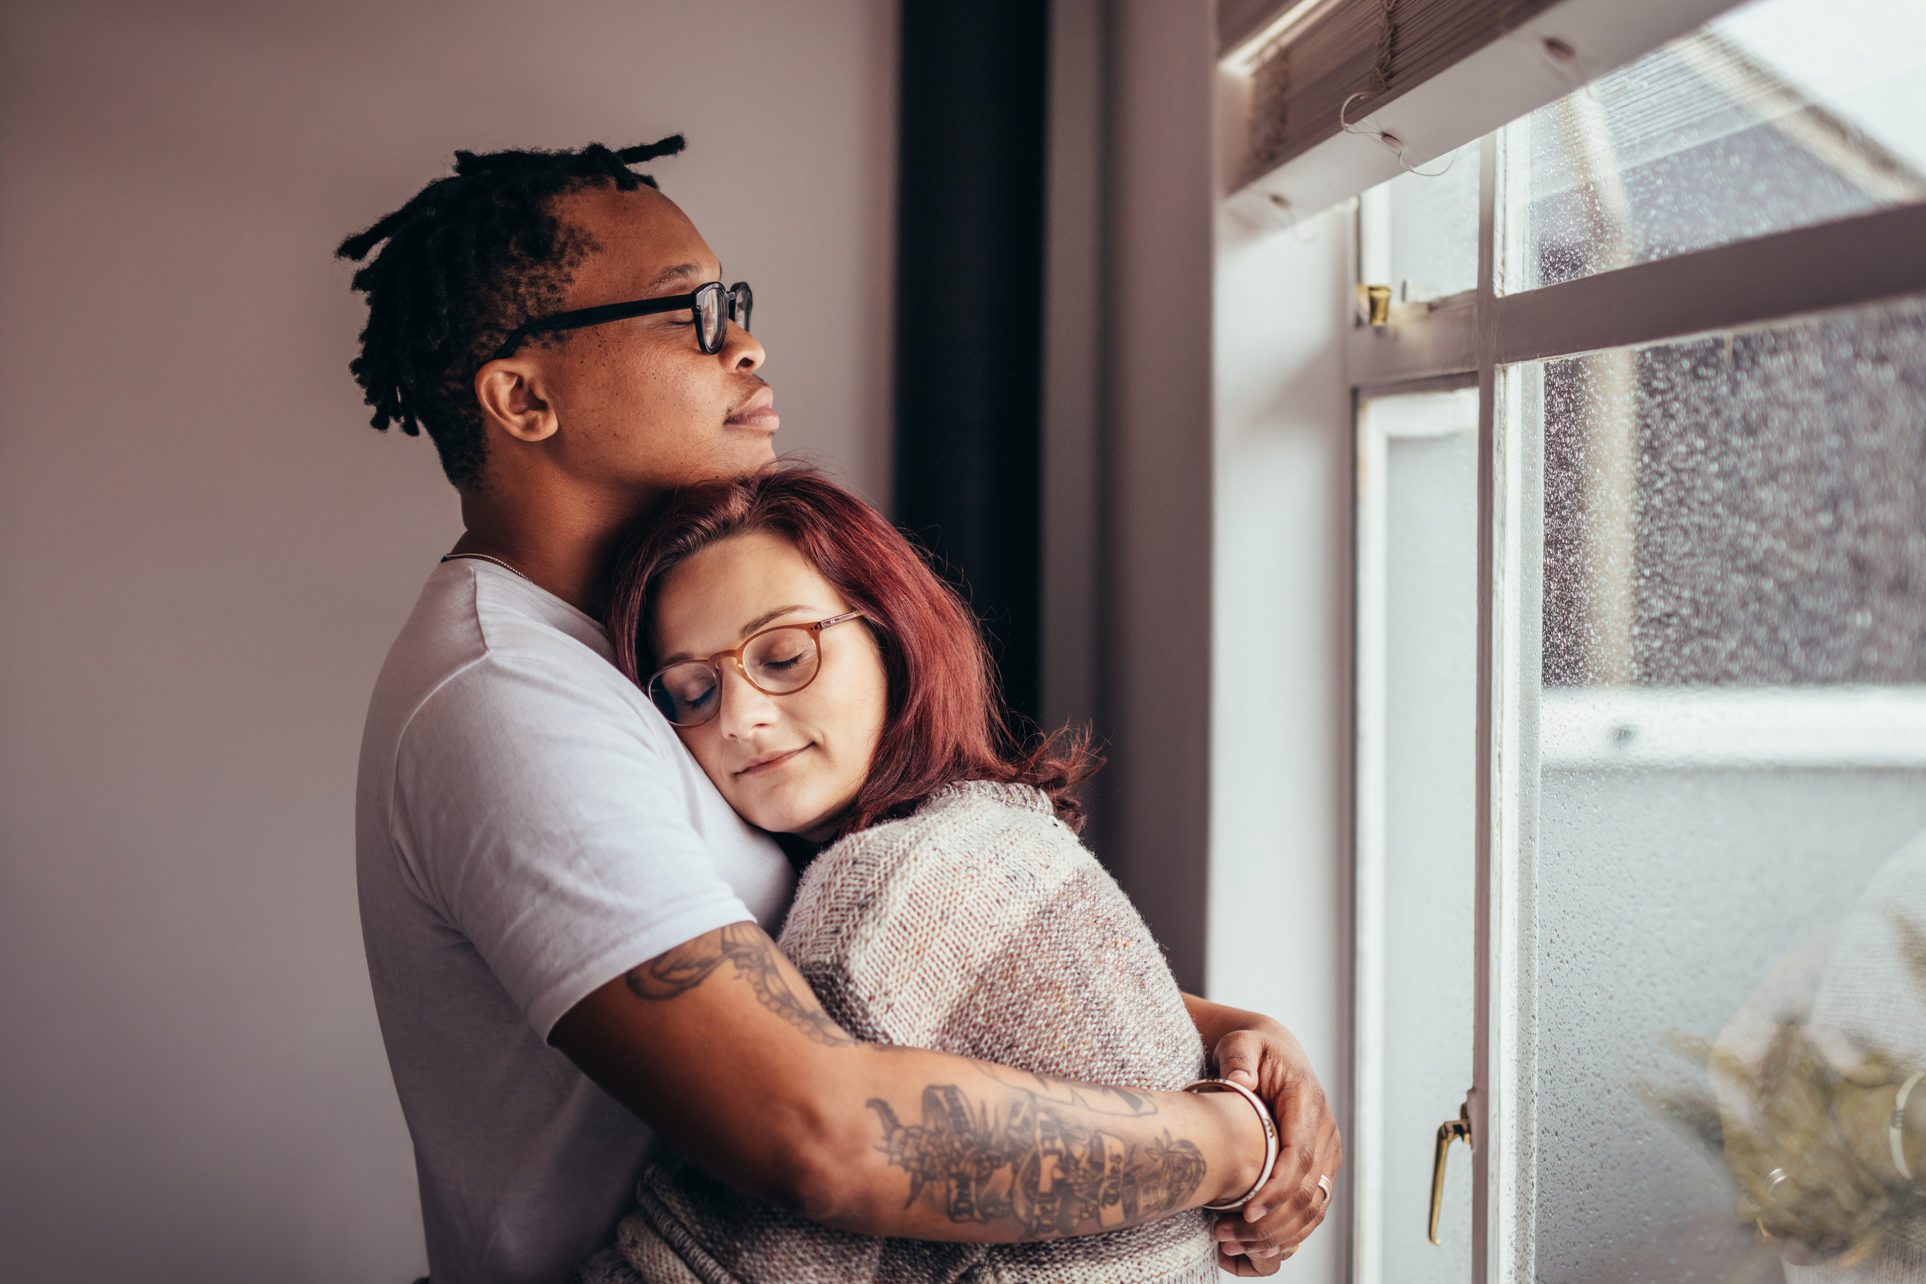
top-left (371, 564), bottom-right (639, 723)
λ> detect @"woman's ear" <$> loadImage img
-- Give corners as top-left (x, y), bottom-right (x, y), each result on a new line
top-left (474, 357), bottom-right (559, 444)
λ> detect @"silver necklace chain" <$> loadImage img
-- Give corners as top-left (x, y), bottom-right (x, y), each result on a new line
top-left (440, 551), bottom-right (530, 581)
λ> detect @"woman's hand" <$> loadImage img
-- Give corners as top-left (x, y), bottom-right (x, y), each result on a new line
top-left (1208, 1021), bottom-right (1343, 1269)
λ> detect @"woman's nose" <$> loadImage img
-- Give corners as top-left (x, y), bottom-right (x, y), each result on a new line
top-left (715, 664), bottom-right (780, 739)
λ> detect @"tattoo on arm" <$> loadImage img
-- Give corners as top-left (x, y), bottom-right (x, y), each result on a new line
top-left (867, 1081), bottom-right (1207, 1239)
top-left (974, 1062), bottom-right (1159, 1118)
top-left (626, 924), bottom-right (853, 1048)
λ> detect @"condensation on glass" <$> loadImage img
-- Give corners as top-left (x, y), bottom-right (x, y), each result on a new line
top-left (1540, 299), bottom-right (1926, 688)
top-left (1506, 0), bottom-right (1926, 292)
top-left (1518, 294), bottom-right (1926, 1281)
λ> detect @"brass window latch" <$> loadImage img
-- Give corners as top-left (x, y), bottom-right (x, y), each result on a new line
top-left (1358, 283), bottom-right (1393, 327)
top-left (1429, 1096), bottom-right (1473, 1245)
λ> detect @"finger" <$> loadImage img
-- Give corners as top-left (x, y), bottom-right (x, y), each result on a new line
top-left (1241, 1209), bottom-right (1319, 1254)
top-left (1227, 1200), bottom-right (1317, 1247)
top-left (1215, 1030), bottom-right (1263, 1090)
top-left (1235, 1181), bottom-right (1330, 1248)
top-left (1267, 1122), bottom-right (1340, 1227)
top-left (1246, 1141), bottom-right (1317, 1225)
top-left (1217, 1245), bottom-right (1260, 1276)
top-left (1217, 1246), bottom-right (1281, 1277)
top-left (1259, 1087), bottom-right (1330, 1210)
top-left (1214, 1207), bottom-right (1310, 1254)
top-left (1306, 1132), bottom-right (1342, 1204)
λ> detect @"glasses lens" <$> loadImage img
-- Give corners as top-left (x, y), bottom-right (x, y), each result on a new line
top-left (694, 283), bottom-right (725, 352)
top-left (744, 626), bottom-right (820, 694)
top-left (729, 282), bottom-right (753, 333)
top-left (649, 662), bottom-right (720, 726)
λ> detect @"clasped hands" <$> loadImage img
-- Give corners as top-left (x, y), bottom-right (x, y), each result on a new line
top-left (1205, 1021), bottom-right (1344, 1276)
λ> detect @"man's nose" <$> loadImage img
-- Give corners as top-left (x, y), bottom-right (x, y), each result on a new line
top-left (722, 321), bottom-right (765, 374)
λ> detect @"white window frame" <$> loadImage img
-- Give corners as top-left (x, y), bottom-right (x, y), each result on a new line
top-left (1351, 383), bottom-right (1481, 1284)
top-left (1345, 116), bottom-right (1926, 1282)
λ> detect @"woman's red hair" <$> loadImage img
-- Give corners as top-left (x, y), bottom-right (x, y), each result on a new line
top-left (607, 464), bottom-right (1097, 839)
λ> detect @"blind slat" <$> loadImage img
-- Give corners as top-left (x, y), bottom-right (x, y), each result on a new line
top-left (1238, 0), bottom-right (1565, 185)
top-left (1223, 0), bottom-right (1750, 219)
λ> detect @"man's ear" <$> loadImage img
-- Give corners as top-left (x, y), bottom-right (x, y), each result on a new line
top-left (474, 357), bottom-right (560, 444)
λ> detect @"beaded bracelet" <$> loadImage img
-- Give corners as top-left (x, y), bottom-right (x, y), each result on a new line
top-left (1184, 1077), bottom-right (1281, 1211)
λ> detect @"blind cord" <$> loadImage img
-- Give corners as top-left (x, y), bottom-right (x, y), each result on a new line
top-left (1338, 0), bottom-right (1457, 178)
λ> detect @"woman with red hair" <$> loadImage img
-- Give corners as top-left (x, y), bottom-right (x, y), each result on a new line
top-left (588, 464), bottom-right (1273, 1282)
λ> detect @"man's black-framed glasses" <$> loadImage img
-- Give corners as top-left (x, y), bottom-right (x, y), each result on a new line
top-left (492, 280), bottom-right (753, 360)
top-left (646, 611), bottom-right (866, 728)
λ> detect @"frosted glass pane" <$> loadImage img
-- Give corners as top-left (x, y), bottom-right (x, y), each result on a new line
top-left (1541, 298), bottom-right (1926, 687)
top-left (1357, 391), bottom-right (1479, 1280)
top-left (1518, 295), bottom-right (1926, 1281)
top-left (1507, 0), bottom-right (1926, 292)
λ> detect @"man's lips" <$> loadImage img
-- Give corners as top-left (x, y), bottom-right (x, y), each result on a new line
top-left (725, 386), bottom-right (778, 430)
top-left (735, 744), bottom-right (807, 776)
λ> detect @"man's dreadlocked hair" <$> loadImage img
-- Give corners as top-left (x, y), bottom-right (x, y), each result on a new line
top-left (336, 137), bottom-right (686, 488)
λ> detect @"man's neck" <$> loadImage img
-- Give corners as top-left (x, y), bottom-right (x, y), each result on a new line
top-left (454, 481), bottom-right (660, 621)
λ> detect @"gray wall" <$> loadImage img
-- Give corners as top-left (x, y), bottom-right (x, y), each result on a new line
top-left (0, 3), bottom-right (897, 1279)
top-left (1082, 0), bottom-right (1221, 992)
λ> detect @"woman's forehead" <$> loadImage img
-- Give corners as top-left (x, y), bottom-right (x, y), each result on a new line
top-left (653, 531), bottom-right (845, 648)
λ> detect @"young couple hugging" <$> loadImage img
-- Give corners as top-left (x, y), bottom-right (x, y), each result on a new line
top-left (343, 138), bottom-right (1340, 1284)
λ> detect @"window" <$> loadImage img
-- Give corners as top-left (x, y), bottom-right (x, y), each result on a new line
top-left (1343, 0), bottom-right (1926, 1279)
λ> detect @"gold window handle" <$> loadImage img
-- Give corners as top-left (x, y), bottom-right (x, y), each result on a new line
top-left (1428, 1098), bottom-right (1473, 1245)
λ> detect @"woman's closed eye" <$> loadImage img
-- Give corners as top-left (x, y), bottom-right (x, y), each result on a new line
top-left (669, 676), bottom-right (717, 711)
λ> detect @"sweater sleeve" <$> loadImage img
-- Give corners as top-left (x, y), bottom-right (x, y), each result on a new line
top-left (608, 786), bottom-right (1213, 1284)
top-left (780, 786), bottom-right (1206, 1088)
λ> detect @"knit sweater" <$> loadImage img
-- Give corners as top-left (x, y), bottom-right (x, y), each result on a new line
top-left (575, 780), bottom-right (1218, 1284)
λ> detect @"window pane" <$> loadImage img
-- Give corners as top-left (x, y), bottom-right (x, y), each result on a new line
top-left (1354, 391), bottom-right (1479, 1280)
top-left (1367, 141), bottom-right (1481, 303)
top-left (1541, 298), bottom-right (1926, 686)
top-left (1516, 295), bottom-right (1926, 1280)
top-left (1506, 0), bottom-right (1926, 292)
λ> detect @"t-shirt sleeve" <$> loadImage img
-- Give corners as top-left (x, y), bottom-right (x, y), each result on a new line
top-left (389, 651), bottom-right (754, 1040)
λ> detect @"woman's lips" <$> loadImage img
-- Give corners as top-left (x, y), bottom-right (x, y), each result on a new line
top-left (736, 745), bottom-right (807, 776)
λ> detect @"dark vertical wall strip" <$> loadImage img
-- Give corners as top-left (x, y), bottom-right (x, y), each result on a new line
top-left (892, 0), bottom-right (1049, 725)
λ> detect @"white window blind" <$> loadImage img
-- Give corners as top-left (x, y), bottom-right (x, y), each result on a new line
top-left (1236, 0), bottom-right (1565, 184)
top-left (1220, 0), bottom-right (1744, 221)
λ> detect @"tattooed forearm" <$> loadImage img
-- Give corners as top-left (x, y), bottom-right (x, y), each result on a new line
top-left (974, 1062), bottom-right (1160, 1118)
top-left (626, 924), bottom-right (853, 1047)
top-left (867, 1082), bottom-right (1207, 1239)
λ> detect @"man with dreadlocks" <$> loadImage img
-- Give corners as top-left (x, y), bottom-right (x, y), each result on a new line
top-left (343, 139), bottom-right (1336, 1284)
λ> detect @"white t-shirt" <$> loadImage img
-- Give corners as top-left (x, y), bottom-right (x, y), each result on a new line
top-left (355, 560), bottom-right (794, 1284)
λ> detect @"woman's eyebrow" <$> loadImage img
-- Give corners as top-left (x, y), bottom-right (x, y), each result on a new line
top-left (657, 604), bottom-right (822, 666)
top-left (738, 603), bottom-right (816, 637)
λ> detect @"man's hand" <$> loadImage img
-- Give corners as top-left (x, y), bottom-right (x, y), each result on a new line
top-left (1183, 998), bottom-right (1343, 1271)
top-left (1712, 1020), bottom-right (1904, 1266)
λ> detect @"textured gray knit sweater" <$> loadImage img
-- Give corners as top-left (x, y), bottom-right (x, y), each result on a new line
top-left (576, 780), bottom-right (1218, 1284)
